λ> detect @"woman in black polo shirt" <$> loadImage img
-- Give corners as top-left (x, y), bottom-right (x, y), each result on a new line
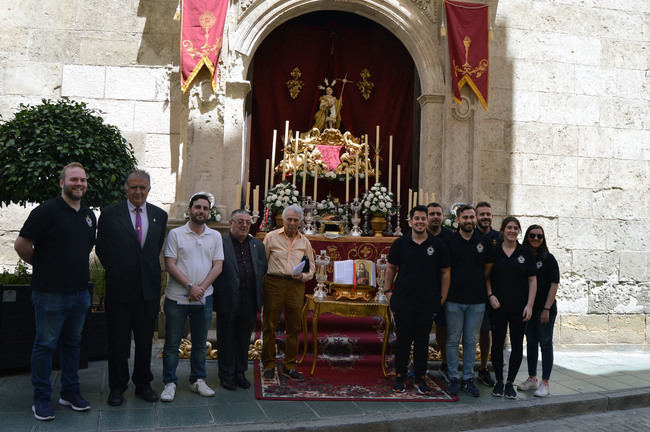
top-left (517, 224), bottom-right (559, 398)
top-left (486, 216), bottom-right (536, 400)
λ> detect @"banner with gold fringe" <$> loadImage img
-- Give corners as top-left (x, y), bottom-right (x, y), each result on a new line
top-left (180, 0), bottom-right (228, 94)
top-left (444, 0), bottom-right (489, 110)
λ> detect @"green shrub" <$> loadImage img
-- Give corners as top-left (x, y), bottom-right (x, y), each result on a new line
top-left (0, 260), bottom-right (31, 285)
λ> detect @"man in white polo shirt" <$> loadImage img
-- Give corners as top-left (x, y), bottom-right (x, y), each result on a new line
top-left (160, 193), bottom-right (224, 402)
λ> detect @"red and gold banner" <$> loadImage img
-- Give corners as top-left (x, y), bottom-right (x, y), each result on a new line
top-left (444, 0), bottom-right (489, 110)
top-left (180, 0), bottom-right (228, 94)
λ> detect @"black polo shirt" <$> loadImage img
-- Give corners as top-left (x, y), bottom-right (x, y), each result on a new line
top-left (429, 226), bottom-right (454, 241)
top-left (19, 196), bottom-right (96, 293)
top-left (445, 231), bottom-right (494, 304)
top-left (476, 227), bottom-right (499, 247)
top-left (532, 252), bottom-right (560, 312)
top-left (388, 232), bottom-right (450, 313)
top-left (490, 243), bottom-right (536, 313)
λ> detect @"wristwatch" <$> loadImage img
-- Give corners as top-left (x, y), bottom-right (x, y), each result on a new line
top-left (186, 283), bottom-right (193, 290)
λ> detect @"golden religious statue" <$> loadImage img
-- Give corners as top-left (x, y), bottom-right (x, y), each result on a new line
top-left (312, 77), bottom-right (350, 131)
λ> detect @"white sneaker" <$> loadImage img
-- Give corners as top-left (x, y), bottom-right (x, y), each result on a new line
top-left (190, 379), bottom-right (215, 397)
top-left (534, 381), bottom-right (550, 397)
top-left (160, 383), bottom-right (176, 402)
top-left (517, 376), bottom-right (539, 391)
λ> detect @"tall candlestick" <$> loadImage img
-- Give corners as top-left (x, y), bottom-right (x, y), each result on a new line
top-left (364, 137), bottom-right (369, 191)
top-left (270, 130), bottom-right (277, 186)
top-left (264, 159), bottom-right (269, 197)
top-left (396, 164), bottom-right (401, 203)
top-left (313, 166), bottom-right (318, 201)
top-left (345, 170), bottom-right (349, 203)
top-left (292, 132), bottom-right (299, 186)
top-left (430, 192), bottom-right (436, 202)
top-left (245, 182), bottom-right (251, 209)
top-left (419, 188), bottom-right (423, 205)
top-left (413, 191), bottom-right (418, 208)
top-left (253, 186), bottom-right (259, 213)
top-left (375, 125), bottom-right (380, 183)
top-left (407, 187), bottom-right (412, 212)
top-left (235, 184), bottom-right (241, 208)
top-left (388, 136), bottom-right (393, 192)
top-left (355, 153), bottom-right (359, 199)
top-left (301, 159), bottom-right (307, 197)
top-left (282, 121), bottom-right (289, 181)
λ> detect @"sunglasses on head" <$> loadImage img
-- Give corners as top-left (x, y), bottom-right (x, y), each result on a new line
top-left (528, 233), bottom-right (544, 239)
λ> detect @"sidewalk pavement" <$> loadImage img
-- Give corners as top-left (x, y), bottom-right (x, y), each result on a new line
top-left (2, 345), bottom-right (650, 432)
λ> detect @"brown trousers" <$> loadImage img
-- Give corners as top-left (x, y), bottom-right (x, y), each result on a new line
top-left (261, 275), bottom-right (305, 371)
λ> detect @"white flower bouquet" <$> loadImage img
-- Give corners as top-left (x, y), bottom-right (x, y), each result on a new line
top-left (361, 183), bottom-right (396, 217)
top-left (264, 181), bottom-right (299, 213)
top-left (316, 194), bottom-right (344, 217)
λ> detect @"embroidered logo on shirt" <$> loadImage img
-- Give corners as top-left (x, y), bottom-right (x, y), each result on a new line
top-left (518, 255), bottom-right (526, 264)
top-left (427, 246), bottom-right (435, 256)
top-left (86, 215), bottom-right (93, 227)
top-left (536, 260), bottom-right (543, 269)
top-left (476, 243), bottom-right (484, 253)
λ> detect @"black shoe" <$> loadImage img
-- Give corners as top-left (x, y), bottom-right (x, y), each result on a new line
top-left (492, 381), bottom-right (505, 398)
top-left (235, 374), bottom-right (251, 389)
top-left (135, 385), bottom-right (159, 403)
top-left (107, 389), bottom-right (124, 406)
top-left (263, 368), bottom-right (275, 380)
top-left (220, 379), bottom-right (237, 391)
top-left (447, 377), bottom-right (459, 395)
top-left (461, 378), bottom-right (481, 397)
top-left (478, 368), bottom-right (495, 387)
top-left (504, 382), bottom-right (517, 399)
top-left (392, 374), bottom-right (406, 393)
top-left (414, 377), bottom-right (432, 395)
top-left (280, 366), bottom-right (305, 382)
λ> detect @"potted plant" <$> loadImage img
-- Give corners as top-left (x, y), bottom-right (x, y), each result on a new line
top-left (361, 183), bottom-right (397, 236)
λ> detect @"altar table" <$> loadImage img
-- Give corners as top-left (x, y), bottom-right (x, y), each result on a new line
top-left (299, 294), bottom-right (392, 377)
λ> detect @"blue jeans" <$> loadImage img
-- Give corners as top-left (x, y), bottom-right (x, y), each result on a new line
top-left (163, 296), bottom-right (213, 384)
top-left (31, 290), bottom-right (90, 401)
top-left (445, 302), bottom-right (485, 380)
top-left (526, 308), bottom-right (557, 380)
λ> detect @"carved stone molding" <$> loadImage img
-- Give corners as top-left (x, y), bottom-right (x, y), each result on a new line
top-left (238, 0), bottom-right (257, 21)
top-left (450, 95), bottom-right (473, 121)
top-left (417, 94), bottom-right (445, 106)
top-left (410, 0), bottom-right (440, 24)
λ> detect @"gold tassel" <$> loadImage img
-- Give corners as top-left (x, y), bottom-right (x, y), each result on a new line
top-left (173, 0), bottom-right (181, 21)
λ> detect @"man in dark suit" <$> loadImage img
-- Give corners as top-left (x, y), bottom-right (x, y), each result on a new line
top-left (96, 168), bottom-right (168, 406)
top-left (213, 209), bottom-right (267, 390)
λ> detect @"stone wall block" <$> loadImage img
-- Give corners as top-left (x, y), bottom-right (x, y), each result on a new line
top-left (79, 99), bottom-right (135, 132)
top-left (508, 122), bottom-right (554, 154)
top-left (476, 183), bottom-right (508, 215)
top-left (479, 150), bottom-right (514, 185)
top-left (577, 158), bottom-right (609, 189)
top-left (552, 248), bottom-right (573, 275)
top-left (26, 29), bottom-right (80, 63)
top-left (133, 101), bottom-right (170, 134)
top-left (539, 93), bottom-right (600, 126)
top-left (619, 252), bottom-right (649, 282)
top-left (597, 9), bottom-right (646, 41)
top-left (512, 60), bottom-right (574, 93)
top-left (509, 185), bottom-right (592, 218)
top-left (593, 189), bottom-right (646, 220)
top-left (121, 131), bottom-right (146, 163)
top-left (0, 28), bottom-right (30, 58)
top-left (590, 282), bottom-right (648, 314)
top-left (61, 65), bottom-right (105, 99)
top-left (557, 218), bottom-right (607, 250)
top-left (599, 98), bottom-right (647, 129)
top-left (478, 119), bottom-right (506, 151)
top-left (11, 0), bottom-right (76, 29)
top-left (608, 315), bottom-right (645, 344)
top-left (488, 56), bottom-right (511, 90)
top-left (605, 220), bottom-right (649, 251)
top-left (0, 232), bottom-right (21, 271)
top-left (578, 126), bottom-right (613, 158)
top-left (143, 133), bottom-right (175, 168)
top-left (521, 155), bottom-right (577, 187)
top-left (608, 159), bottom-right (648, 190)
top-left (606, 128), bottom-right (649, 161)
top-left (511, 91), bottom-right (540, 122)
top-left (106, 67), bottom-right (160, 101)
top-left (0, 204), bottom-right (35, 232)
top-left (614, 69), bottom-right (649, 100)
top-left (558, 314), bottom-right (607, 344)
top-left (601, 40), bottom-right (648, 70)
top-left (504, 29), bottom-right (601, 66)
top-left (0, 96), bottom-right (44, 121)
top-left (550, 124), bottom-right (579, 156)
top-left (146, 167), bottom-right (175, 208)
top-left (4, 62), bottom-right (62, 98)
top-left (572, 250), bottom-right (618, 281)
top-left (574, 65), bottom-right (617, 97)
top-left (74, 0), bottom-right (143, 33)
top-left (556, 276), bottom-right (588, 314)
top-left (79, 36), bottom-right (141, 66)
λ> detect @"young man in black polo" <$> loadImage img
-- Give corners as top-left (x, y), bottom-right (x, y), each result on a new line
top-left (385, 205), bottom-right (450, 395)
top-left (426, 202), bottom-right (454, 381)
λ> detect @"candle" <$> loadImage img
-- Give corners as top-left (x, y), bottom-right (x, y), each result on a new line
top-left (375, 125), bottom-right (380, 183)
top-left (431, 192), bottom-right (436, 202)
top-left (245, 182), bottom-right (251, 209)
top-left (301, 158), bottom-right (307, 197)
top-left (253, 186), bottom-right (259, 213)
top-left (235, 184), bottom-right (241, 209)
top-left (270, 130), bottom-right (277, 186)
top-left (407, 188), bottom-right (412, 212)
top-left (282, 121), bottom-right (289, 181)
top-left (364, 137), bottom-right (369, 191)
top-left (388, 136), bottom-right (393, 192)
top-left (396, 164), bottom-right (401, 203)
top-left (345, 169), bottom-right (349, 203)
top-left (355, 151), bottom-right (359, 199)
top-left (313, 166), bottom-right (318, 201)
top-left (419, 188), bottom-right (423, 205)
top-left (413, 191), bottom-right (418, 208)
top-left (292, 131), bottom-right (299, 186)
top-left (264, 159), bottom-right (269, 197)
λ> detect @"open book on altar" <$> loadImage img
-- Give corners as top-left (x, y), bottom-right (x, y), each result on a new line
top-left (332, 259), bottom-right (376, 287)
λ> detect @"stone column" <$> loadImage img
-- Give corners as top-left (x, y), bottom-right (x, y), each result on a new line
top-left (417, 94), bottom-right (445, 202)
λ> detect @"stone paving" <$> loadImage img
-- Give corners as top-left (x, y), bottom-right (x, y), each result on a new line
top-left (1, 347), bottom-right (650, 431)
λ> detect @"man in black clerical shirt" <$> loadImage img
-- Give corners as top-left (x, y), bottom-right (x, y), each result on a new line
top-left (385, 205), bottom-right (450, 395)
top-left (213, 210), bottom-right (267, 390)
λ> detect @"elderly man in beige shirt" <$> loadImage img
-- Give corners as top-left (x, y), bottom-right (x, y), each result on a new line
top-left (262, 204), bottom-right (315, 382)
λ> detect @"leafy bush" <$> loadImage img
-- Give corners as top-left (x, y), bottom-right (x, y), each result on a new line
top-left (0, 98), bottom-right (137, 208)
top-left (0, 260), bottom-right (31, 285)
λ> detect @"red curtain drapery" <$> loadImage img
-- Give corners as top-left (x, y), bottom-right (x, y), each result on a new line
top-left (249, 12), bottom-right (415, 213)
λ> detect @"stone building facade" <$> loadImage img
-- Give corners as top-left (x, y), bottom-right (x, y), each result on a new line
top-left (0, 0), bottom-right (648, 345)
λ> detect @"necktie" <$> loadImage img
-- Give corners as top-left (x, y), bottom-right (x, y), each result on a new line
top-left (135, 207), bottom-right (143, 246)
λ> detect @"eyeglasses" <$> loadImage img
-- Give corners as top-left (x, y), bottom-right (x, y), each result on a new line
top-left (234, 219), bottom-right (252, 226)
top-left (528, 233), bottom-right (544, 240)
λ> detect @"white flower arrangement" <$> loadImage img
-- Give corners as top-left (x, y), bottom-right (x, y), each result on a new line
top-left (316, 194), bottom-right (344, 217)
top-left (183, 191), bottom-right (222, 223)
top-left (361, 183), bottom-right (396, 217)
top-left (264, 181), bottom-right (299, 213)
top-left (442, 202), bottom-right (465, 231)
